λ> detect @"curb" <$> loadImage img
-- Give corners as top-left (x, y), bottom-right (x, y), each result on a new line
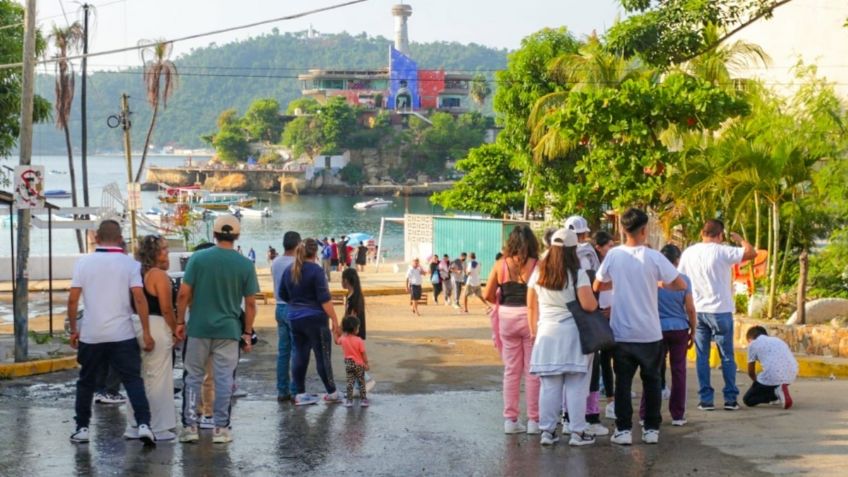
top-left (0, 355), bottom-right (77, 379)
top-left (686, 347), bottom-right (848, 379)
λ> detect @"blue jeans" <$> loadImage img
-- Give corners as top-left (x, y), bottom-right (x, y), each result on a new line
top-left (276, 304), bottom-right (298, 397)
top-left (695, 312), bottom-right (739, 404)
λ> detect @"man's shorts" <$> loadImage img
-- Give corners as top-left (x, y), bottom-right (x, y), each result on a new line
top-left (466, 285), bottom-right (483, 297)
top-left (410, 285), bottom-right (422, 300)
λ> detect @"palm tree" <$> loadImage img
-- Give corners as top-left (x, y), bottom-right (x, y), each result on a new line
top-left (134, 40), bottom-right (178, 183)
top-left (469, 73), bottom-right (491, 109)
top-left (681, 23), bottom-right (771, 89)
top-left (50, 22), bottom-right (85, 252)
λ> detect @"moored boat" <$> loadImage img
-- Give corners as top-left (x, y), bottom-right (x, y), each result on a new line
top-left (44, 189), bottom-right (71, 199)
top-left (353, 198), bottom-right (392, 210)
top-left (228, 205), bottom-right (272, 218)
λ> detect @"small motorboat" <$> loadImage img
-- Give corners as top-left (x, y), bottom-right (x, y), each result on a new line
top-left (353, 198), bottom-right (392, 211)
top-left (44, 189), bottom-right (71, 199)
top-left (49, 169), bottom-right (68, 175)
top-left (229, 205), bottom-right (271, 218)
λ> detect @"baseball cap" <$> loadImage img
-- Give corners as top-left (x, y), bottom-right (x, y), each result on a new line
top-left (213, 215), bottom-right (241, 235)
top-left (564, 215), bottom-right (590, 234)
top-left (551, 228), bottom-right (579, 247)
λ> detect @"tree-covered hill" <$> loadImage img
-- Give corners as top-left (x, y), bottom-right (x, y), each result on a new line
top-left (31, 30), bottom-right (507, 154)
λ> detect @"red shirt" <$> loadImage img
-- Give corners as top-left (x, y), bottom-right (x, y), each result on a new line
top-left (330, 243), bottom-right (338, 260)
top-left (338, 333), bottom-right (366, 365)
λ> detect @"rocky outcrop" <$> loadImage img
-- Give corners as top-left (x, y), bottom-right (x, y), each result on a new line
top-left (145, 167), bottom-right (306, 192)
top-left (786, 298), bottom-right (848, 325)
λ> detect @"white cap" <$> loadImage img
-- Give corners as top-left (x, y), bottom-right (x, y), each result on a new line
top-left (564, 215), bottom-right (590, 234)
top-left (550, 228), bottom-right (579, 247)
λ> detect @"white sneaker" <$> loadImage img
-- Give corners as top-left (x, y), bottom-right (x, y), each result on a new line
top-left (560, 415), bottom-right (570, 433)
top-left (155, 430), bottom-right (176, 441)
top-left (671, 419), bottom-right (687, 426)
top-left (504, 419), bottom-right (526, 434)
top-left (611, 428), bottom-right (632, 446)
top-left (540, 431), bottom-right (559, 445)
top-left (123, 426), bottom-right (139, 439)
top-left (179, 426), bottom-right (199, 443)
top-left (323, 391), bottom-right (343, 404)
top-left (569, 431), bottom-right (596, 447)
top-left (294, 393), bottom-right (319, 406)
top-left (365, 373), bottom-right (376, 392)
top-left (70, 427), bottom-right (90, 443)
top-left (586, 423), bottom-right (609, 436)
top-left (231, 388), bottom-right (248, 399)
top-left (344, 399), bottom-right (354, 408)
top-left (198, 415), bottom-right (215, 430)
top-left (137, 424), bottom-right (156, 446)
top-left (526, 420), bottom-right (541, 435)
top-left (661, 387), bottom-right (671, 400)
top-left (212, 427), bottom-right (233, 443)
top-left (642, 428), bottom-right (660, 444)
top-left (605, 401), bottom-right (616, 420)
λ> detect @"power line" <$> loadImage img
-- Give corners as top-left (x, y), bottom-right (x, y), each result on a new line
top-left (0, 0), bottom-right (369, 71)
top-left (0, 0), bottom-right (127, 31)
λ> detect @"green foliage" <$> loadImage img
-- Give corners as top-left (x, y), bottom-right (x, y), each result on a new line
top-left (405, 112), bottom-right (487, 176)
top-left (607, 0), bottom-right (789, 67)
top-left (338, 163), bottom-right (365, 186)
top-left (285, 97), bottom-right (320, 115)
top-left (281, 116), bottom-right (322, 159)
top-left (258, 150), bottom-right (282, 165)
top-left (243, 98), bottom-right (282, 143)
top-left (319, 97), bottom-right (357, 154)
top-left (212, 125), bottom-right (249, 164)
top-left (809, 228), bottom-right (848, 299)
top-left (431, 143), bottom-right (523, 216)
top-left (470, 73), bottom-right (492, 107)
top-left (31, 31), bottom-right (507, 152)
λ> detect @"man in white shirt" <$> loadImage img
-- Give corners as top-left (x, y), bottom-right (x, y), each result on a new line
top-left (271, 231), bottom-right (301, 401)
top-left (678, 219), bottom-right (756, 411)
top-left (463, 252), bottom-right (489, 313)
top-left (744, 326), bottom-right (797, 409)
top-left (565, 215), bottom-right (600, 272)
top-left (67, 220), bottom-right (156, 445)
top-left (406, 258), bottom-right (425, 316)
top-left (594, 208), bottom-right (687, 446)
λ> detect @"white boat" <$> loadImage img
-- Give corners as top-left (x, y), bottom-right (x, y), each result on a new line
top-left (229, 205), bottom-right (272, 218)
top-left (353, 198), bottom-right (392, 210)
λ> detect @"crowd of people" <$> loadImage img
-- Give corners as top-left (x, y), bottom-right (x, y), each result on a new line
top-left (65, 208), bottom-right (799, 448)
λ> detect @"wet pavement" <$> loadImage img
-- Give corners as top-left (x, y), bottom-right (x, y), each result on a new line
top-left (0, 326), bottom-right (846, 476)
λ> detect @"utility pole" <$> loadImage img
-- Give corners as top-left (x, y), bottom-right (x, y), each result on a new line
top-left (14, 0), bottom-right (38, 362)
top-left (120, 94), bottom-right (138, 251)
top-left (80, 3), bottom-right (90, 214)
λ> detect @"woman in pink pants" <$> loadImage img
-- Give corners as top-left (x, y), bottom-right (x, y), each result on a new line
top-left (485, 225), bottom-right (541, 434)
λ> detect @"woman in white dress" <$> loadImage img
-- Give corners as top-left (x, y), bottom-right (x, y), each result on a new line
top-left (528, 228), bottom-right (598, 446)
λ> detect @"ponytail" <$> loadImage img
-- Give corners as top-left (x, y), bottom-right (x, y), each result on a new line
top-left (291, 238), bottom-right (319, 285)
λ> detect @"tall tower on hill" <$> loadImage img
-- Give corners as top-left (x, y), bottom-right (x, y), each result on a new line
top-left (392, 4), bottom-right (412, 56)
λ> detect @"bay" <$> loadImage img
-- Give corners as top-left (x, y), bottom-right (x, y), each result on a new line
top-left (0, 155), bottom-right (441, 262)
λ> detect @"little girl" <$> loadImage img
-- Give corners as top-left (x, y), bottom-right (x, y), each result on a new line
top-left (338, 315), bottom-right (370, 407)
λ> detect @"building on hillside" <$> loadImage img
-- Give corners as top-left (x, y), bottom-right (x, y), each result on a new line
top-left (732, 0), bottom-right (848, 99)
top-left (298, 4), bottom-right (473, 113)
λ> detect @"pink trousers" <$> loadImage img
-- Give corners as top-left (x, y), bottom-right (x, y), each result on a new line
top-left (498, 306), bottom-right (540, 421)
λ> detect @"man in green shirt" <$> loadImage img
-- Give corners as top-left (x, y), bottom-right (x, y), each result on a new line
top-left (176, 215), bottom-right (259, 444)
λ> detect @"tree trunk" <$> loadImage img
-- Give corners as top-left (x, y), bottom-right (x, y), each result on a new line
top-left (135, 101), bottom-right (159, 183)
top-left (63, 125), bottom-right (84, 253)
top-left (767, 200), bottom-right (780, 319)
top-left (797, 249), bottom-right (808, 325)
top-left (777, 213), bottom-right (795, 287)
top-left (522, 173), bottom-right (532, 220)
top-left (754, 191), bottom-right (761, 249)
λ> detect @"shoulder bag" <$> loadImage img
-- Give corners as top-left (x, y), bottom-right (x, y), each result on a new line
top-left (565, 274), bottom-right (615, 354)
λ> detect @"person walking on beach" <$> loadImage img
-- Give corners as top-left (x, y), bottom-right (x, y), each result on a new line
top-left (678, 219), bottom-right (756, 411)
top-left (528, 228), bottom-right (599, 446)
top-left (67, 219), bottom-right (156, 445)
top-left (429, 255), bottom-right (443, 304)
top-left (450, 253), bottom-right (468, 309)
top-left (439, 254), bottom-right (453, 307)
top-left (176, 215), bottom-right (259, 444)
top-left (595, 208), bottom-right (687, 445)
top-left (330, 238), bottom-right (340, 272)
top-left (320, 237), bottom-right (333, 281)
top-left (271, 231), bottom-right (302, 402)
top-left (463, 253), bottom-right (489, 313)
top-left (356, 241), bottom-right (368, 272)
top-left (279, 238), bottom-right (343, 405)
top-left (338, 236), bottom-right (349, 271)
top-left (124, 234), bottom-right (179, 441)
top-left (484, 225), bottom-right (541, 435)
top-left (406, 258), bottom-right (425, 316)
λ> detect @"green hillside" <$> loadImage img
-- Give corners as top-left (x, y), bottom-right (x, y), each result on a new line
top-left (31, 31), bottom-right (507, 154)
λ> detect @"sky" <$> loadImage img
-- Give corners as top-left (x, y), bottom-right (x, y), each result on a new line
top-left (25, 0), bottom-right (623, 69)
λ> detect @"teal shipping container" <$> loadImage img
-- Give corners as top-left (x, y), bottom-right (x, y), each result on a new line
top-left (432, 217), bottom-right (528, 278)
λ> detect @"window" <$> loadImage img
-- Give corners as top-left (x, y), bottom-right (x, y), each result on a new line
top-left (440, 97), bottom-right (462, 108)
top-left (321, 79), bottom-right (345, 90)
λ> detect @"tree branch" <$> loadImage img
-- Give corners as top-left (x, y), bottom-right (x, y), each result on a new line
top-left (678, 0), bottom-right (795, 64)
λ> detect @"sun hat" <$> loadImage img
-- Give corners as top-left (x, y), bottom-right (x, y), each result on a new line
top-left (551, 228), bottom-right (579, 247)
top-left (213, 215), bottom-right (241, 235)
top-left (564, 215), bottom-right (590, 234)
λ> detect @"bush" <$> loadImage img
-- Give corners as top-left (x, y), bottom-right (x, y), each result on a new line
top-left (258, 150), bottom-right (282, 165)
top-left (339, 163), bottom-right (365, 186)
top-left (808, 228), bottom-right (848, 298)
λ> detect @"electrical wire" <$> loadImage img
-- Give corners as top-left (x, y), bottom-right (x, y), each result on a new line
top-left (0, 0), bottom-right (368, 70)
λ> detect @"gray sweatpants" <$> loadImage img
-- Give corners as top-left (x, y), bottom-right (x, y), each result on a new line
top-left (182, 337), bottom-right (239, 428)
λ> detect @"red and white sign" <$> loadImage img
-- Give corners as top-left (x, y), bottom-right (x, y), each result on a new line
top-left (14, 165), bottom-right (44, 209)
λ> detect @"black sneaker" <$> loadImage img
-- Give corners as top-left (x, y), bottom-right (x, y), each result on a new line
top-left (724, 401), bottom-right (740, 411)
top-left (697, 402), bottom-right (715, 411)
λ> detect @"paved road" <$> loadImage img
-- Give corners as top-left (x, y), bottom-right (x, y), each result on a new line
top-left (0, 337), bottom-right (846, 476)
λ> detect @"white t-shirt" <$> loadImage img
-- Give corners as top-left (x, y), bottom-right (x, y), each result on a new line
top-left (271, 255), bottom-right (295, 305)
top-left (678, 242), bottom-right (745, 314)
top-left (71, 250), bottom-right (143, 344)
top-left (596, 245), bottom-right (680, 343)
top-left (406, 266), bottom-right (424, 286)
top-left (747, 335), bottom-right (798, 386)
top-left (528, 269), bottom-right (590, 324)
top-left (577, 243), bottom-right (600, 271)
top-left (466, 261), bottom-right (482, 286)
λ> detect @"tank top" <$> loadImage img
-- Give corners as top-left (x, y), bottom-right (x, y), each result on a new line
top-left (499, 257), bottom-right (536, 307)
top-left (142, 272), bottom-right (164, 316)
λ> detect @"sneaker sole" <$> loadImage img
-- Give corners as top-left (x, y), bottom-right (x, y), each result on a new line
top-left (569, 439), bottom-right (596, 446)
top-left (698, 405), bottom-right (715, 411)
top-left (179, 436), bottom-right (199, 443)
top-left (540, 439), bottom-right (559, 446)
top-left (611, 439), bottom-right (632, 446)
top-left (70, 438), bottom-right (89, 443)
top-left (212, 438), bottom-right (232, 444)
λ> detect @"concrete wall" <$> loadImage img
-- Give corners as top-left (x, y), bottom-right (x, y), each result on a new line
top-left (736, 317), bottom-right (848, 359)
top-left (404, 214), bottom-right (433, 264)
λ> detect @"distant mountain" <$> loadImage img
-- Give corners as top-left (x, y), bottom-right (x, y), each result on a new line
top-left (32, 31), bottom-right (508, 154)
